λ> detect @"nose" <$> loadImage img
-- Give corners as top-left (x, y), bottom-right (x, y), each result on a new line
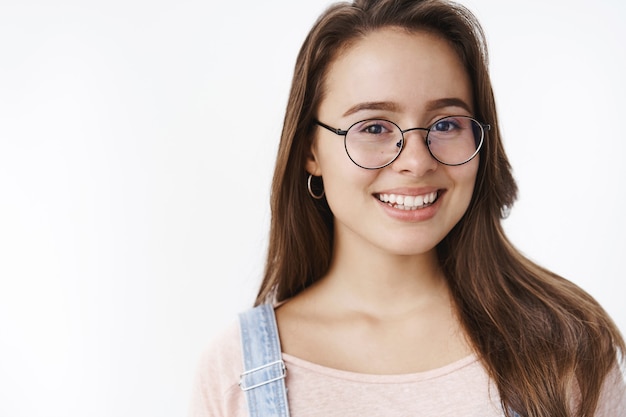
top-left (391, 128), bottom-right (438, 176)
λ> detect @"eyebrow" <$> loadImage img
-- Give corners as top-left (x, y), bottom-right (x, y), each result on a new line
top-left (341, 97), bottom-right (472, 118)
top-left (425, 98), bottom-right (473, 113)
top-left (342, 101), bottom-right (400, 117)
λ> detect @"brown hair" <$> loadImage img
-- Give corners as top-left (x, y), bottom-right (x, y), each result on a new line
top-left (255, 1), bottom-right (625, 416)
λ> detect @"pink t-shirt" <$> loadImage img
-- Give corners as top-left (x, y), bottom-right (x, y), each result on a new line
top-left (189, 320), bottom-right (626, 417)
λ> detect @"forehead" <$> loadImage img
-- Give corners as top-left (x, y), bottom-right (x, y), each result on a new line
top-left (320, 27), bottom-right (473, 119)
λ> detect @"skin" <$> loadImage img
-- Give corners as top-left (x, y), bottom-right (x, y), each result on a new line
top-left (276, 28), bottom-right (478, 375)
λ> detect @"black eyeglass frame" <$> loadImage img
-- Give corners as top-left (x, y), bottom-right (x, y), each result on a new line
top-left (315, 116), bottom-right (491, 170)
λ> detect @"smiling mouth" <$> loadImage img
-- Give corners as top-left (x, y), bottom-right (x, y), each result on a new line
top-left (375, 191), bottom-right (439, 210)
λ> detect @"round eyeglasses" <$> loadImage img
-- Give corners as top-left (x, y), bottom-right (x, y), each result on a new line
top-left (315, 116), bottom-right (490, 169)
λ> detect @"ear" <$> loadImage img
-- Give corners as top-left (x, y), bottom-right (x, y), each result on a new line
top-left (305, 139), bottom-right (322, 176)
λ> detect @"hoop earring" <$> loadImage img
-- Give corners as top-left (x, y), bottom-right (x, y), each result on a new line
top-left (501, 204), bottom-right (511, 219)
top-left (307, 174), bottom-right (325, 199)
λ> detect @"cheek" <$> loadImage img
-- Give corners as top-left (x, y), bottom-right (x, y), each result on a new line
top-left (448, 159), bottom-right (480, 204)
top-left (320, 163), bottom-right (379, 215)
top-left (463, 159), bottom-right (480, 187)
top-left (316, 139), bottom-right (365, 185)
top-left (460, 161), bottom-right (480, 204)
top-left (315, 135), bottom-right (345, 166)
top-left (323, 165), bottom-right (376, 198)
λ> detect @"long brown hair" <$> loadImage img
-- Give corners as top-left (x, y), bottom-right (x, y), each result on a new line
top-left (255, 1), bottom-right (625, 416)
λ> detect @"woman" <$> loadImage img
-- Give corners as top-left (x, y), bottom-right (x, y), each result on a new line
top-left (191, 0), bottom-right (625, 416)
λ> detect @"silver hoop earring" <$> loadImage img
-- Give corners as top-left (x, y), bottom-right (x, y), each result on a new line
top-left (501, 204), bottom-right (511, 219)
top-left (307, 174), bottom-right (324, 199)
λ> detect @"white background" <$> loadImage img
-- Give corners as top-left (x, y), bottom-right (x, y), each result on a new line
top-left (0, 1), bottom-right (624, 416)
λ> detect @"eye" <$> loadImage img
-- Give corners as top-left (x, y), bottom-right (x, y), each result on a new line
top-left (352, 120), bottom-right (396, 135)
top-left (365, 124), bottom-right (385, 134)
top-left (432, 118), bottom-right (460, 132)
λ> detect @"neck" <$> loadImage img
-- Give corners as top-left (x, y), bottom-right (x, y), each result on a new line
top-left (315, 235), bottom-right (448, 318)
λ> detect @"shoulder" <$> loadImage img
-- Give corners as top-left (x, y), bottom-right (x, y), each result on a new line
top-left (189, 319), bottom-right (247, 417)
top-left (198, 319), bottom-right (242, 384)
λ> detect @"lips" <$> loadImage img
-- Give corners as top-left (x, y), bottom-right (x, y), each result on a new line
top-left (375, 191), bottom-right (439, 210)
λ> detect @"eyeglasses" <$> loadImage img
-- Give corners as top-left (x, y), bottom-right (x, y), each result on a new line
top-left (315, 116), bottom-right (490, 169)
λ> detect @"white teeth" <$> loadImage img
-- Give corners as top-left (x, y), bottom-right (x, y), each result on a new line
top-left (377, 191), bottom-right (439, 209)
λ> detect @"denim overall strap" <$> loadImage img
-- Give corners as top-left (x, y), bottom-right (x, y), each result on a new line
top-left (238, 303), bottom-right (290, 417)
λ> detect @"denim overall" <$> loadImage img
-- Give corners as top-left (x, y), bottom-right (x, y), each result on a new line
top-left (239, 303), bottom-right (290, 417)
top-left (238, 303), bottom-right (520, 417)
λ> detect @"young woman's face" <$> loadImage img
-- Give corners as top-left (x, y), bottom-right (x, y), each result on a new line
top-left (308, 28), bottom-right (479, 257)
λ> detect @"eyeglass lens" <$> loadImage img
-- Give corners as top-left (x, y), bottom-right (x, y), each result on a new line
top-left (345, 116), bottom-right (484, 168)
